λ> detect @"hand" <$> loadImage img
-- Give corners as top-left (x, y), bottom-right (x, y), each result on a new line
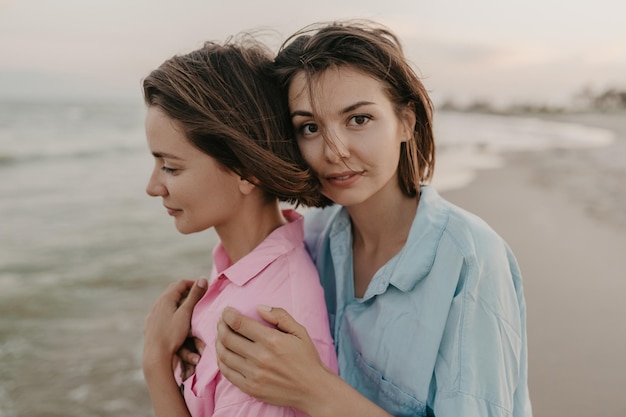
top-left (143, 278), bottom-right (207, 374)
top-left (215, 305), bottom-right (332, 413)
top-left (177, 336), bottom-right (206, 381)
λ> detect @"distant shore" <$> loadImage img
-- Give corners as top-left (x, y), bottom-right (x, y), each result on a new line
top-left (442, 111), bottom-right (626, 416)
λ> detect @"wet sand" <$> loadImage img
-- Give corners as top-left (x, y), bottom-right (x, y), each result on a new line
top-left (442, 112), bottom-right (626, 417)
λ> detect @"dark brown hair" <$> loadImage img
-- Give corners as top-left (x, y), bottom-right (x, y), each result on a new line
top-left (274, 20), bottom-right (436, 197)
top-left (142, 36), bottom-right (328, 207)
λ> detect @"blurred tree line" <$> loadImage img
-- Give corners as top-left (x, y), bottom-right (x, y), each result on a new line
top-left (574, 87), bottom-right (626, 111)
top-left (439, 86), bottom-right (626, 114)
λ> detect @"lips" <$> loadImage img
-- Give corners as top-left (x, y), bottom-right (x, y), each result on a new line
top-left (164, 205), bottom-right (182, 216)
top-left (325, 170), bottom-right (363, 187)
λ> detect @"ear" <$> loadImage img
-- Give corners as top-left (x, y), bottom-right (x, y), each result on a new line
top-left (238, 176), bottom-right (258, 195)
top-left (399, 103), bottom-right (416, 143)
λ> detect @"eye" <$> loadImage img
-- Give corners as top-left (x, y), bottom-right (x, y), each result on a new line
top-left (298, 122), bottom-right (319, 137)
top-left (348, 114), bottom-right (372, 126)
top-left (161, 165), bottom-right (178, 174)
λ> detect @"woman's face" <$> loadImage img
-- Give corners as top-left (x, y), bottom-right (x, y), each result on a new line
top-left (144, 106), bottom-right (243, 234)
top-left (289, 66), bottom-right (412, 208)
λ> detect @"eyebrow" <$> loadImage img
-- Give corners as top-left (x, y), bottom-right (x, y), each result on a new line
top-left (291, 110), bottom-right (313, 118)
top-left (151, 151), bottom-right (184, 160)
top-left (340, 101), bottom-right (375, 115)
top-left (291, 101), bottom-right (375, 119)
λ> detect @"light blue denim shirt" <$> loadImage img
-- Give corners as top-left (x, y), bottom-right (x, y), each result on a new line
top-left (303, 186), bottom-right (532, 417)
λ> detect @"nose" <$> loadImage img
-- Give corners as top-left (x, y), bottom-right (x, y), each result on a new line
top-left (323, 133), bottom-right (350, 163)
top-left (146, 167), bottom-right (167, 197)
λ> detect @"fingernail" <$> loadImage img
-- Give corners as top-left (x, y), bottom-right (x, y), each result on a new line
top-left (222, 307), bottom-right (236, 321)
top-left (192, 355), bottom-right (199, 365)
top-left (257, 304), bottom-right (272, 312)
top-left (197, 277), bottom-right (207, 288)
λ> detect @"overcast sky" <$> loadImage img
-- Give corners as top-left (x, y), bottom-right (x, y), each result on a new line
top-left (0, 0), bottom-right (624, 105)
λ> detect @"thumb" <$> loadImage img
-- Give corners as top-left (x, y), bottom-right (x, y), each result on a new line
top-left (179, 277), bottom-right (208, 313)
top-left (256, 305), bottom-right (305, 337)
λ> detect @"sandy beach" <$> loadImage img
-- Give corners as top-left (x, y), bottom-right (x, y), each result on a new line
top-left (442, 112), bottom-right (626, 417)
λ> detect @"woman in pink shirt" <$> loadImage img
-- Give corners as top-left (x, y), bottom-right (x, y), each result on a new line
top-left (141, 37), bottom-right (337, 417)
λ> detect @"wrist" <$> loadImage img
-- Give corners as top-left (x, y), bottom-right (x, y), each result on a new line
top-left (144, 361), bottom-right (175, 388)
top-left (300, 369), bottom-right (392, 417)
top-left (297, 368), bottom-right (343, 417)
top-left (143, 349), bottom-right (173, 378)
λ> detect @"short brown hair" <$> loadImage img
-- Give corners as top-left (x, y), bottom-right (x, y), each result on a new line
top-left (274, 20), bottom-right (435, 197)
top-left (142, 36), bottom-right (328, 207)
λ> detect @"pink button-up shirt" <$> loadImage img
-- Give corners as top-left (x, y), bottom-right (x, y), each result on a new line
top-left (180, 210), bottom-right (337, 417)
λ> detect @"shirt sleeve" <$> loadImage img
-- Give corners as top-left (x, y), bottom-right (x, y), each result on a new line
top-left (432, 240), bottom-right (528, 417)
top-left (212, 381), bottom-right (297, 417)
top-left (213, 399), bottom-right (297, 417)
top-left (433, 391), bottom-right (515, 417)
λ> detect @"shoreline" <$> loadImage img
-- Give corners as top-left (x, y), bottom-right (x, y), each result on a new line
top-left (441, 112), bottom-right (626, 416)
top-left (2, 108), bottom-right (624, 417)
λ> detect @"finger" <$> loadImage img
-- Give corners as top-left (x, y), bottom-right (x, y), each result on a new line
top-left (178, 277), bottom-right (208, 314)
top-left (256, 305), bottom-right (304, 336)
top-left (216, 316), bottom-right (256, 358)
top-left (215, 336), bottom-right (249, 385)
top-left (193, 336), bottom-right (206, 355)
top-left (181, 363), bottom-right (196, 381)
top-left (177, 342), bottom-right (200, 366)
top-left (163, 279), bottom-right (196, 304)
top-left (221, 307), bottom-right (274, 342)
top-left (216, 350), bottom-right (250, 395)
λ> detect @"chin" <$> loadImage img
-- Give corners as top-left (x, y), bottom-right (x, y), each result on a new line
top-left (323, 193), bottom-right (367, 208)
top-left (174, 223), bottom-right (196, 235)
top-left (175, 221), bottom-right (210, 235)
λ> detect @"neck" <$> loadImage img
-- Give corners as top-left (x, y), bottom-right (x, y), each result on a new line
top-left (348, 185), bottom-right (420, 298)
top-left (216, 198), bottom-right (286, 264)
top-left (347, 187), bottom-right (419, 252)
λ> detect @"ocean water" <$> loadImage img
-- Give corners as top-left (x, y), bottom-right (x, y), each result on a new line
top-left (431, 110), bottom-right (615, 191)
top-left (0, 100), bottom-right (617, 416)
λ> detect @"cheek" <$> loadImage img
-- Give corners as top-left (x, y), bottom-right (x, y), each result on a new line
top-left (171, 176), bottom-right (201, 201)
top-left (190, 177), bottom-right (216, 199)
top-left (297, 140), bottom-right (319, 167)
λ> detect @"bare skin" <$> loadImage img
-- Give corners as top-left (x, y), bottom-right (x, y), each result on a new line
top-left (143, 278), bottom-right (208, 417)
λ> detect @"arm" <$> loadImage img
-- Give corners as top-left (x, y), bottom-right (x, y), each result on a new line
top-left (431, 241), bottom-right (530, 416)
top-left (143, 359), bottom-right (191, 417)
top-left (143, 278), bottom-right (207, 417)
top-left (215, 306), bottom-right (392, 417)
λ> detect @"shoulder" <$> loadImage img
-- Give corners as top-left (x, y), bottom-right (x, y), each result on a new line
top-left (301, 205), bottom-right (343, 260)
top-left (405, 186), bottom-right (514, 275)
top-left (269, 237), bottom-right (336, 366)
top-left (418, 186), bottom-right (514, 267)
top-left (412, 187), bottom-right (522, 305)
top-left (302, 204), bottom-right (342, 236)
top-left (428, 187), bottom-right (505, 249)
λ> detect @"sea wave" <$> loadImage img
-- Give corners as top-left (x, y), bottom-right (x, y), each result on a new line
top-left (0, 100), bottom-right (146, 167)
top-left (0, 154), bottom-right (17, 165)
top-left (0, 143), bottom-right (145, 166)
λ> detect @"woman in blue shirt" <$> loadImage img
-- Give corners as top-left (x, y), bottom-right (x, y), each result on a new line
top-left (180, 20), bottom-right (532, 417)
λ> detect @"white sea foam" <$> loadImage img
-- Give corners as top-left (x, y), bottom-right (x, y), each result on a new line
top-left (431, 111), bottom-right (616, 191)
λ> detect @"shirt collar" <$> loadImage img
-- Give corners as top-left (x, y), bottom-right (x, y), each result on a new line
top-left (389, 185), bottom-right (450, 292)
top-left (212, 209), bottom-right (305, 287)
top-left (329, 185), bottom-right (450, 298)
